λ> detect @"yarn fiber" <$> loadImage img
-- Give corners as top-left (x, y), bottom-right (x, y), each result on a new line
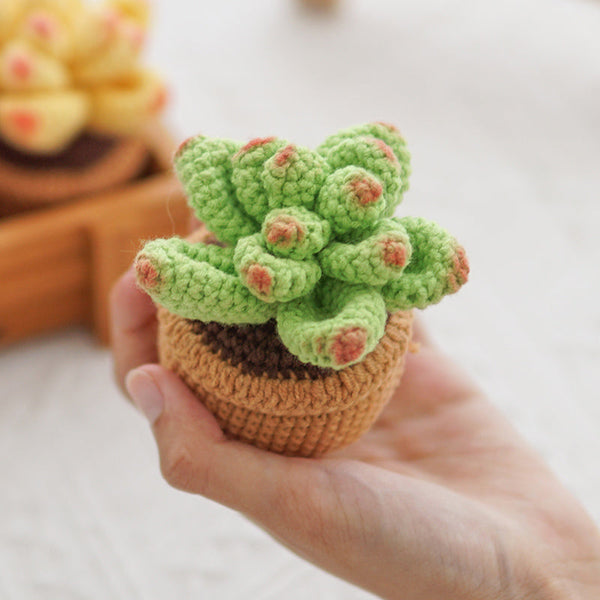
top-left (158, 305), bottom-right (413, 457)
top-left (136, 122), bottom-right (469, 370)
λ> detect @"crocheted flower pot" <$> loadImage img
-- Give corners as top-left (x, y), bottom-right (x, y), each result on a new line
top-left (135, 122), bottom-right (469, 456)
top-left (158, 307), bottom-right (412, 457)
top-left (0, 0), bottom-right (166, 214)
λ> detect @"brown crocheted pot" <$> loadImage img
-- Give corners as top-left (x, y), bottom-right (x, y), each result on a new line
top-left (0, 131), bottom-right (148, 215)
top-left (157, 307), bottom-right (413, 457)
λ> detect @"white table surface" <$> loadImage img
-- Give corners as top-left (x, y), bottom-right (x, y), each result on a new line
top-left (1, 0), bottom-right (599, 598)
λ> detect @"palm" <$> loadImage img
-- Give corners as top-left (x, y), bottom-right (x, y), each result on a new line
top-left (286, 335), bottom-right (600, 599)
top-left (332, 339), bottom-right (535, 498)
top-left (111, 272), bottom-right (600, 600)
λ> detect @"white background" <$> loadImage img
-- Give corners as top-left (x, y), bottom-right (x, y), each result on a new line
top-left (1, 0), bottom-right (599, 597)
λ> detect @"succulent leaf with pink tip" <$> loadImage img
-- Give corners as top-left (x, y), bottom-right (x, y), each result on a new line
top-left (135, 123), bottom-right (469, 369)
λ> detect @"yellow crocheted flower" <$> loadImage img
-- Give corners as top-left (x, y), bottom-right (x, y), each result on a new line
top-left (0, 0), bottom-right (165, 154)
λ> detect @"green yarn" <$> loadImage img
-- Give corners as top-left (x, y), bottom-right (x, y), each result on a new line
top-left (135, 238), bottom-right (276, 324)
top-left (315, 166), bottom-right (387, 235)
top-left (233, 234), bottom-right (322, 303)
top-left (262, 206), bottom-right (331, 259)
top-left (277, 279), bottom-right (387, 369)
top-left (319, 137), bottom-right (402, 208)
top-left (318, 219), bottom-right (412, 286)
top-left (317, 121), bottom-right (411, 212)
top-left (174, 136), bottom-right (258, 246)
top-left (382, 216), bottom-right (470, 310)
top-left (262, 144), bottom-right (331, 211)
top-left (136, 122), bottom-right (469, 369)
top-left (231, 137), bottom-right (288, 223)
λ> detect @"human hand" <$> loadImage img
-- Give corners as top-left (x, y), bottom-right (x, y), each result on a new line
top-left (111, 268), bottom-right (600, 600)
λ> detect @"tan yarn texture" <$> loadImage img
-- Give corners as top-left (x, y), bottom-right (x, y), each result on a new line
top-left (0, 136), bottom-right (147, 212)
top-left (158, 307), bottom-right (413, 457)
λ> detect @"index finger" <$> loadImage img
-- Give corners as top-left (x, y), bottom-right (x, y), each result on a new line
top-left (110, 266), bottom-right (159, 393)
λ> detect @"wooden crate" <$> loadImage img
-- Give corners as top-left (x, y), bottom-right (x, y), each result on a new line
top-left (0, 123), bottom-right (190, 348)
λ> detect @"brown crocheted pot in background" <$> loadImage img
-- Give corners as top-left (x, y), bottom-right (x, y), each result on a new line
top-left (0, 131), bottom-right (148, 216)
top-left (158, 307), bottom-right (413, 457)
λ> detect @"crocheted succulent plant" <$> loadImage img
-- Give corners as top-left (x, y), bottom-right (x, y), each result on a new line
top-left (135, 123), bottom-right (469, 369)
top-left (0, 0), bottom-right (165, 154)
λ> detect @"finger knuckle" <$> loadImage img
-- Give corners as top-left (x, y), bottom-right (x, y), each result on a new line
top-left (160, 443), bottom-right (196, 491)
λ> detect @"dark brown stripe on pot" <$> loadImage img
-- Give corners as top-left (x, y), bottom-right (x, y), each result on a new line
top-left (0, 131), bottom-right (118, 170)
top-left (190, 319), bottom-right (334, 380)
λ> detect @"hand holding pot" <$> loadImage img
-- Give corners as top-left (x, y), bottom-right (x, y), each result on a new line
top-left (111, 268), bottom-right (600, 600)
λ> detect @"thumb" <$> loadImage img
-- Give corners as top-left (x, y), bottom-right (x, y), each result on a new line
top-left (125, 364), bottom-right (299, 516)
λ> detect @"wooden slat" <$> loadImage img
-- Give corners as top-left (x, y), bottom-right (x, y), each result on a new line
top-left (0, 251), bottom-right (89, 311)
top-left (0, 287), bottom-right (89, 346)
top-left (0, 122), bottom-right (188, 347)
top-left (141, 121), bottom-right (177, 172)
top-left (0, 228), bottom-right (86, 278)
top-left (90, 178), bottom-right (189, 344)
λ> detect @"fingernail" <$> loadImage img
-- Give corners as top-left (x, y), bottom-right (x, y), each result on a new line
top-left (125, 368), bottom-right (164, 424)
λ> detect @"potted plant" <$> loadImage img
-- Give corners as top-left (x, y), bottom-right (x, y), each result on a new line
top-left (134, 122), bottom-right (469, 457)
top-left (0, 0), bottom-right (185, 348)
top-left (0, 0), bottom-right (166, 215)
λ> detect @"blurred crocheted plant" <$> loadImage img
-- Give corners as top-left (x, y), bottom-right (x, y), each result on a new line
top-left (135, 122), bottom-right (469, 369)
top-left (0, 0), bottom-right (166, 154)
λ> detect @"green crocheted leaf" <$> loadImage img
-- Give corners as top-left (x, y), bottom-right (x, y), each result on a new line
top-left (318, 137), bottom-right (402, 214)
top-left (317, 121), bottom-right (411, 208)
top-left (381, 217), bottom-right (470, 310)
top-left (234, 233), bottom-right (321, 303)
top-left (174, 135), bottom-right (259, 245)
top-left (137, 125), bottom-right (469, 369)
top-left (315, 165), bottom-right (387, 235)
top-left (231, 137), bottom-right (288, 222)
top-left (135, 237), bottom-right (276, 324)
top-left (318, 218), bottom-right (412, 286)
top-left (262, 144), bottom-right (331, 211)
top-left (276, 278), bottom-right (387, 369)
top-left (262, 206), bottom-right (330, 259)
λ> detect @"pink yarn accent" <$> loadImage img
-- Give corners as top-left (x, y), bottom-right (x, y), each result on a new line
top-left (28, 14), bottom-right (57, 39)
top-left (10, 110), bottom-right (38, 136)
top-left (10, 55), bottom-right (32, 81)
top-left (235, 136), bottom-right (276, 158)
top-left (274, 144), bottom-right (296, 167)
top-left (350, 176), bottom-right (383, 205)
top-left (136, 258), bottom-right (160, 289)
top-left (381, 239), bottom-right (407, 267)
top-left (332, 327), bottom-right (367, 366)
top-left (266, 218), bottom-right (304, 246)
top-left (246, 264), bottom-right (272, 296)
top-left (372, 138), bottom-right (397, 163)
